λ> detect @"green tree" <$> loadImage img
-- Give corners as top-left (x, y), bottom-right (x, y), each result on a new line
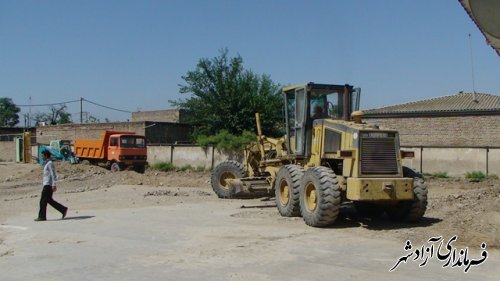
top-left (173, 49), bottom-right (283, 139)
top-left (34, 105), bottom-right (72, 125)
top-left (0, 98), bottom-right (20, 127)
top-left (87, 115), bottom-right (100, 123)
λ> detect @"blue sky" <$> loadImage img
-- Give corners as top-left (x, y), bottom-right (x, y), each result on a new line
top-left (1, 0), bottom-right (499, 124)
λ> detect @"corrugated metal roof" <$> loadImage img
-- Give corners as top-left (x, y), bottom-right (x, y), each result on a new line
top-left (364, 92), bottom-right (500, 115)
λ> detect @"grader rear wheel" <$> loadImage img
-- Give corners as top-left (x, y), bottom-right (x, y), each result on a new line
top-left (300, 167), bottom-right (341, 227)
top-left (385, 166), bottom-right (428, 222)
top-left (275, 165), bottom-right (304, 217)
top-left (210, 160), bottom-right (246, 198)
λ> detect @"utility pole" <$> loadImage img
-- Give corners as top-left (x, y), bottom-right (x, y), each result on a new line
top-left (27, 96), bottom-right (32, 127)
top-left (80, 97), bottom-right (83, 124)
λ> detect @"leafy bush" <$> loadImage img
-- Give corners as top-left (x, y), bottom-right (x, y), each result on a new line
top-left (150, 162), bottom-right (176, 172)
top-left (195, 165), bottom-right (207, 172)
top-left (150, 162), bottom-right (208, 172)
top-left (196, 130), bottom-right (256, 150)
top-left (488, 174), bottom-right (499, 180)
top-left (431, 172), bottom-right (449, 178)
top-left (465, 171), bottom-right (486, 182)
top-left (177, 165), bottom-right (193, 172)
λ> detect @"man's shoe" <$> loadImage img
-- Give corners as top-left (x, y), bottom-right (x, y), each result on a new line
top-left (34, 218), bottom-right (46, 222)
top-left (62, 208), bottom-right (68, 219)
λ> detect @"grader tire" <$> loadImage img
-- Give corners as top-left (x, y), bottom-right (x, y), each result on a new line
top-left (211, 160), bottom-right (246, 198)
top-left (275, 165), bottom-right (304, 217)
top-left (386, 167), bottom-right (428, 222)
top-left (300, 167), bottom-right (342, 227)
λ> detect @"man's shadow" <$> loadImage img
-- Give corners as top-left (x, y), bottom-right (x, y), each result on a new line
top-left (62, 216), bottom-right (95, 221)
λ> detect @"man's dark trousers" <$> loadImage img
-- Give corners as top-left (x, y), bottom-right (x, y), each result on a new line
top-left (38, 185), bottom-right (66, 219)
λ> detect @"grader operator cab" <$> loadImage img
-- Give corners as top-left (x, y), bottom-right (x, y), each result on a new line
top-left (211, 82), bottom-right (427, 227)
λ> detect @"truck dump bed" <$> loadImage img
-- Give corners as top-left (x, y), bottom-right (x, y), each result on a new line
top-left (74, 131), bottom-right (135, 160)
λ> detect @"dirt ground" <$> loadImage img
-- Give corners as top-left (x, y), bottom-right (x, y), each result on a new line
top-left (1, 161), bottom-right (499, 249)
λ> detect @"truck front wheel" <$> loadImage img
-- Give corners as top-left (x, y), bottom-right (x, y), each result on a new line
top-left (110, 162), bottom-right (121, 172)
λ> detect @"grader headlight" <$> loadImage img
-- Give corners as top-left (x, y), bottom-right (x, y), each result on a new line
top-left (338, 150), bottom-right (354, 158)
top-left (401, 150), bottom-right (415, 159)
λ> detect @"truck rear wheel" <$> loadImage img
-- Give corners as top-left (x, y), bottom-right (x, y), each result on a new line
top-left (386, 167), bottom-right (428, 222)
top-left (211, 160), bottom-right (246, 198)
top-left (300, 167), bottom-right (341, 227)
top-left (275, 165), bottom-right (304, 217)
top-left (133, 164), bottom-right (146, 173)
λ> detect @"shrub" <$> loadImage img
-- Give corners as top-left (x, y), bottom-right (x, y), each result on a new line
top-left (195, 165), bottom-right (207, 172)
top-left (150, 162), bottom-right (175, 172)
top-left (431, 172), bottom-right (449, 178)
top-left (196, 130), bottom-right (255, 151)
top-left (465, 171), bottom-right (486, 182)
top-left (488, 174), bottom-right (499, 180)
top-left (150, 162), bottom-right (208, 173)
top-left (177, 165), bottom-right (193, 172)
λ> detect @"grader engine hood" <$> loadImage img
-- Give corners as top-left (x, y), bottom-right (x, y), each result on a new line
top-left (320, 119), bottom-right (403, 177)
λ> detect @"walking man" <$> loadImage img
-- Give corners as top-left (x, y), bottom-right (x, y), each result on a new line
top-left (35, 150), bottom-right (68, 221)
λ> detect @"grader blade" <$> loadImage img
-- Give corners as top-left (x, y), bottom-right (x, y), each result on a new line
top-left (225, 177), bottom-right (272, 198)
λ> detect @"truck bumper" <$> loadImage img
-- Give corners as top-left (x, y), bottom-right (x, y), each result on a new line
top-left (346, 178), bottom-right (414, 201)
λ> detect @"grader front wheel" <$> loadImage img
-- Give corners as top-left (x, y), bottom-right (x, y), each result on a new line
top-left (210, 160), bottom-right (246, 198)
top-left (300, 167), bottom-right (341, 227)
top-left (275, 165), bottom-right (304, 217)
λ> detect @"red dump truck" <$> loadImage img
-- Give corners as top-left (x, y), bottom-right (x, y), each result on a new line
top-left (74, 131), bottom-right (147, 173)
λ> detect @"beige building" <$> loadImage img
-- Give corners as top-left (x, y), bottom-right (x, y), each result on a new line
top-left (131, 109), bottom-right (189, 124)
top-left (362, 92), bottom-right (500, 176)
top-left (363, 92), bottom-right (500, 147)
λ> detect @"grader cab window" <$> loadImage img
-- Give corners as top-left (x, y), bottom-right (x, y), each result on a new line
top-left (310, 89), bottom-right (341, 119)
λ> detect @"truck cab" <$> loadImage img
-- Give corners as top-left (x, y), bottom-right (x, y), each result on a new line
top-left (74, 131), bottom-right (147, 173)
top-left (107, 133), bottom-right (147, 172)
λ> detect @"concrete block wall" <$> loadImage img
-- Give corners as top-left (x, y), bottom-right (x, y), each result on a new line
top-left (147, 145), bottom-right (498, 178)
top-left (147, 145), bottom-right (243, 169)
top-left (0, 141), bottom-right (15, 162)
top-left (401, 147), bottom-right (499, 177)
top-left (34, 122), bottom-right (191, 145)
top-left (365, 115), bottom-right (500, 147)
top-left (36, 122), bottom-right (147, 144)
top-left (132, 109), bottom-right (189, 124)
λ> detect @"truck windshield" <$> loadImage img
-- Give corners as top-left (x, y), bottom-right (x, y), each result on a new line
top-left (120, 136), bottom-right (146, 148)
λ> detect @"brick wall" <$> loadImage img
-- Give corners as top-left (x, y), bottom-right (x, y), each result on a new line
top-left (35, 121), bottom-right (191, 145)
top-left (36, 122), bottom-right (147, 144)
top-left (364, 115), bottom-right (500, 147)
top-left (131, 109), bottom-right (189, 123)
top-left (0, 141), bottom-right (15, 162)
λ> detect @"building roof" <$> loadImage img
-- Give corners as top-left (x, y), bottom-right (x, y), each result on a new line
top-left (363, 92), bottom-right (500, 117)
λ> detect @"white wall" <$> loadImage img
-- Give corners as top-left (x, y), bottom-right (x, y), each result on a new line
top-left (401, 147), bottom-right (499, 177)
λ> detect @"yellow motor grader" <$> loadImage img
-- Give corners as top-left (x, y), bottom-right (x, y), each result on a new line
top-left (211, 82), bottom-right (427, 227)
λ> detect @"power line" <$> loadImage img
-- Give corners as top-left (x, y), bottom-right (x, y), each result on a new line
top-left (15, 99), bottom-right (80, 107)
top-left (15, 98), bottom-right (133, 113)
top-left (83, 98), bottom-right (133, 113)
